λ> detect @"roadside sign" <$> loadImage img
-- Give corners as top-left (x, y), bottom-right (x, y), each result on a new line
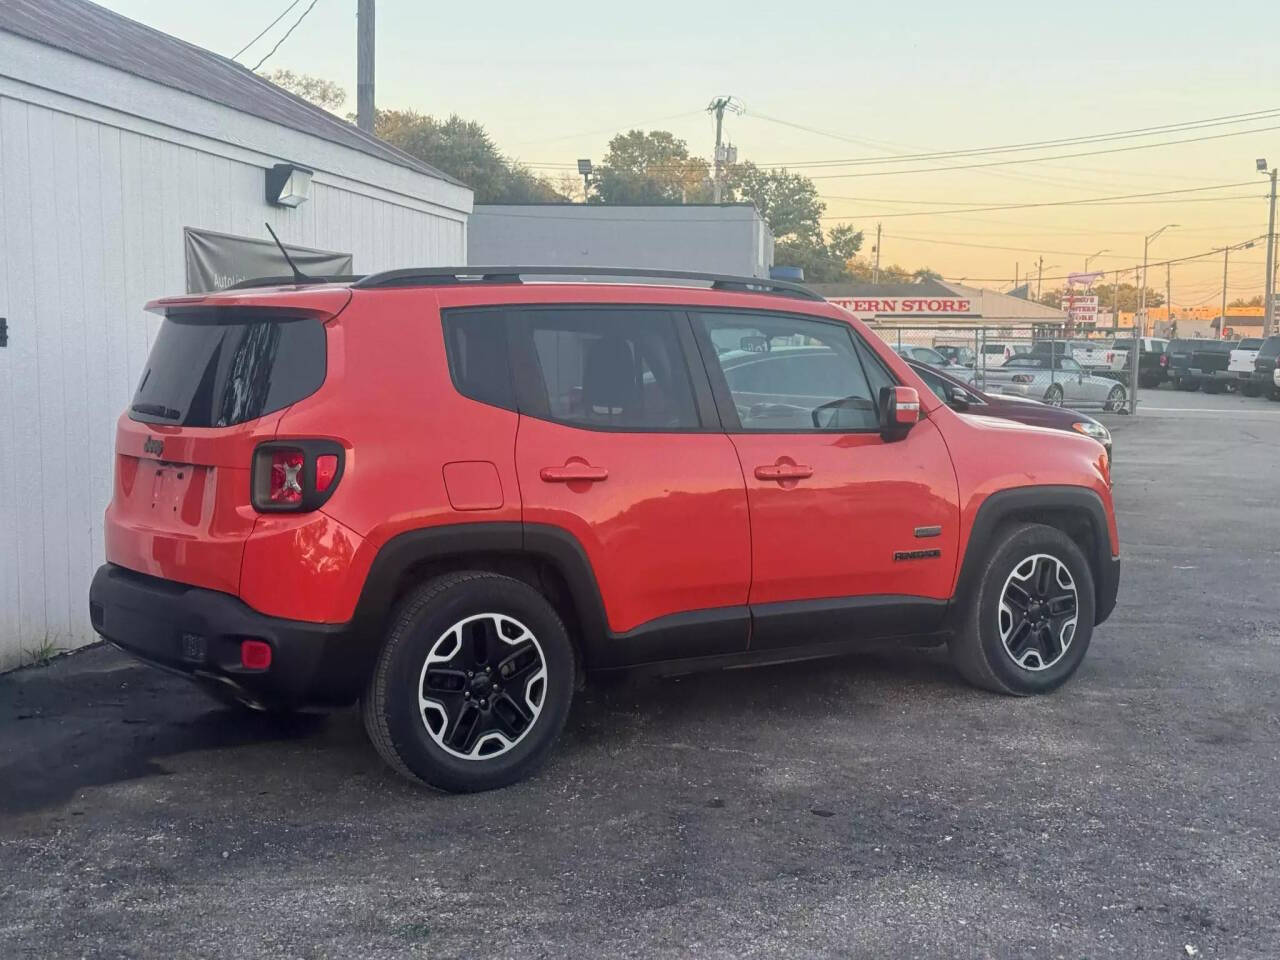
top-left (1064, 294), bottom-right (1099, 328)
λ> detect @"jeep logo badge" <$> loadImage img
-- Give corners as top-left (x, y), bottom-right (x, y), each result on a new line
top-left (144, 436), bottom-right (165, 457)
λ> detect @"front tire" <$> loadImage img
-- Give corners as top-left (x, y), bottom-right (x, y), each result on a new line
top-left (1104, 384), bottom-right (1126, 411)
top-left (950, 523), bottom-right (1096, 696)
top-left (1044, 384), bottom-right (1064, 406)
top-left (362, 571), bottom-right (575, 792)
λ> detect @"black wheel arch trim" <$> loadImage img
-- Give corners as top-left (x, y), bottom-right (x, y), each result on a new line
top-left (952, 485), bottom-right (1119, 626)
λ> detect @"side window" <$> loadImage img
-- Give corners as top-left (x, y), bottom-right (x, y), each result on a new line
top-left (516, 309), bottom-right (700, 430)
top-left (695, 311), bottom-right (881, 432)
top-left (442, 309), bottom-right (516, 410)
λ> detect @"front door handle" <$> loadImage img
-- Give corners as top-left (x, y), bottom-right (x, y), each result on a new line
top-left (540, 464), bottom-right (609, 483)
top-left (754, 463), bottom-right (814, 482)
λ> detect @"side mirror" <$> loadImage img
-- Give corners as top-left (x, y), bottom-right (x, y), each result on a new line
top-left (879, 385), bottom-right (920, 442)
top-left (945, 384), bottom-right (970, 412)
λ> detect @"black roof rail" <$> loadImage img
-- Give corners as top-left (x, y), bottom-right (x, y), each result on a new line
top-left (350, 265), bottom-right (824, 301)
top-left (224, 274), bottom-right (365, 291)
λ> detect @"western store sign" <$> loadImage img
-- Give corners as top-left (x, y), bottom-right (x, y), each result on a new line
top-left (828, 297), bottom-right (978, 319)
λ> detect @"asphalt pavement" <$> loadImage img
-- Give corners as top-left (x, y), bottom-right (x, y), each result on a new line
top-left (2, 388), bottom-right (1279, 959)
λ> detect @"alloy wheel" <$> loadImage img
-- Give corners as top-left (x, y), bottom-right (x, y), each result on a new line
top-left (1045, 385), bottom-right (1064, 406)
top-left (418, 613), bottom-right (548, 760)
top-left (1105, 385), bottom-right (1126, 411)
top-left (998, 553), bottom-right (1079, 671)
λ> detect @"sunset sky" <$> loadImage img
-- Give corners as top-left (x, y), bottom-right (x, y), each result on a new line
top-left (101, 0), bottom-right (1280, 304)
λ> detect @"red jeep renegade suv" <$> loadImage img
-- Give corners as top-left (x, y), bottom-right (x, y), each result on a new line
top-left (90, 267), bottom-right (1120, 792)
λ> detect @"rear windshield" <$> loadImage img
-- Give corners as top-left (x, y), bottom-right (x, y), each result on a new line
top-left (1239, 338), bottom-right (1264, 349)
top-left (130, 311), bottom-right (326, 427)
top-left (1259, 336), bottom-right (1280, 358)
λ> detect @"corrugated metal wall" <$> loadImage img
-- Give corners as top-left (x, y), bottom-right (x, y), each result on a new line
top-left (0, 96), bottom-right (466, 668)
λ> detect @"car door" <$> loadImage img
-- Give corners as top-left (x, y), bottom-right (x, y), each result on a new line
top-left (506, 305), bottom-right (751, 667)
top-left (691, 310), bottom-right (960, 651)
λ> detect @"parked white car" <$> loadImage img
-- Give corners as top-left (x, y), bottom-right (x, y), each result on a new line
top-left (1230, 338), bottom-right (1265, 395)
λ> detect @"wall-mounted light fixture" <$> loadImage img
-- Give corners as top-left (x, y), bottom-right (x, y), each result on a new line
top-left (266, 163), bottom-right (313, 207)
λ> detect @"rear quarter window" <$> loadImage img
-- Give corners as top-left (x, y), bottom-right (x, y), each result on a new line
top-left (130, 310), bottom-right (326, 427)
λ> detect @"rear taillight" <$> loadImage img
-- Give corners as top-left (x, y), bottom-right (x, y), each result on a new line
top-left (1160, 354), bottom-right (1168, 367)
top-left (252, 441), bottom-right (344, 512)
top-left (1011, 374), bottom-right (1034, 383)
top-left (269, 450), bottom-right (305, 505)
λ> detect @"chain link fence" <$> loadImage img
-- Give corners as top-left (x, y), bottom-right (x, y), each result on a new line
top-left (867, 323), bottom-right (1138, 414)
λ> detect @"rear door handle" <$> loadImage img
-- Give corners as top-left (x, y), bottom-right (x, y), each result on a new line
top-left (754, 464), bottom-right (814, 481)
top-left (540, 464), bottom-right (609, 483)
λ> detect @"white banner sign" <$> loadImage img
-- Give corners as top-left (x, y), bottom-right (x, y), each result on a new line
top-left (1063, 294), bottom-right (1099, 326)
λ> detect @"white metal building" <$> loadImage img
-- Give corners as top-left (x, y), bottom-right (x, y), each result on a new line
top-left (469, 203), bottom-right (774, 278)
top-left (0, 0), bottom-right (474, 668)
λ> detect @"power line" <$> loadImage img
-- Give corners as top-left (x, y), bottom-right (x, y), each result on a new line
top-left (882, 233), bottom-right (1138, 259)
top-left (818, 185), bottom-right (1267, 221)
top-left (251, 0), bottom-right (322, 72)
top-left (803, 124), bottom-right (1280, 179)
top-left (816, 180), bottom-right (1256, 208)
top-left (231, 0), bottom-right (303, 60)
top-left (940, 236), bottom-right (1267, 284)
top-left (745, 106), bottom-right (1280, 168)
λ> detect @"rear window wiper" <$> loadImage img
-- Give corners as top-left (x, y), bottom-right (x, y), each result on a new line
top-left (131, 402), bottom-right (181, 420)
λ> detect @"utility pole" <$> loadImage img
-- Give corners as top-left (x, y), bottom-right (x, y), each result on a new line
top-left (1036, 256), bottom-right (1044, 300)
top-left (873, 223), bottom-right (882, 284)
top-left (357, 0), bottom-right (375, 133)
top-left (1257, 159), bottom-right (1278, 335)
top-left (1140, 224), bottom-right (1177, 338)
top-left (707, 96), bottom-right (742, 204)
top-left (1220, 246), bottom-right (1230, 340)
top-left (1165, 262), bottom-right (1172, 337)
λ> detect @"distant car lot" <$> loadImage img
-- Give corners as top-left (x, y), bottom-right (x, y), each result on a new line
top-left (3, 398), bottom-right (1279, 957)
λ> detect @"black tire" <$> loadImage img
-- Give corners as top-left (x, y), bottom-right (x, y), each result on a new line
top-left (362, 571), bottom-right (575, 792)
top-left (949, 523), bottom-right (1096, 696)
top-left (1139, 373), bottom-right (1160, 390)
top-left (1270, 386), bottom-right (1280, 402)
top-left (1203, 380), bottom-right (1224, 394)
top-left (1044, 384), bottom-right (1064, 406)
top-left (1175, 377), bottom-right (1197, 392)
top-left (1104, 384), bottom-right (1126, 411)
top-left (1243, 382), bottom-right (1261, 398)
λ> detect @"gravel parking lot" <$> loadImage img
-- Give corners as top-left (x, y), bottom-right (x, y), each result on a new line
top-left (3, 395), bottom-right (1279, 959)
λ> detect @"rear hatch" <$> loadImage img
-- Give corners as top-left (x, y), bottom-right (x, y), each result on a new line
top-left (1254, 336), bottom-right (1280, 375)
top-left (105, 289), bottom-right (349, 594)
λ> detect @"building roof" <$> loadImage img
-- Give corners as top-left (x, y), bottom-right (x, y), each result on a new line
top-left (808, 280), bottom-right (955, 299)
top-left (0, 0), bottom-right (462, 186)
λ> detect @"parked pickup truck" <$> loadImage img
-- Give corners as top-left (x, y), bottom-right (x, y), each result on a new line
top-left (1165, 338), bottom-right (1235, 392)
top-left (1249, 335), bottom-right (1280, 400)
top-left (1230, 338), bottom-right (1266, 395)
top-left (1109, 337), bottom-right (1169, 389)
top-left (1073, 340), bottom-right (1126, 373)
top-left (1030, 340), bottom-right (1125, 373)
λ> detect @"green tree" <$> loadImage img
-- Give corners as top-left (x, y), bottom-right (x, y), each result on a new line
top-left (1087, 283), bottom-right (1164, 313)
top-left (1228, 294), bottom-right (1264, 308)
top-left (590, 130), bottom-right (711, 204)
top-left (912, 267), bottom-right (943, 283)
top-left (728, 163), bottom-right (824, 244)
top-left (259, 69), bottom-right (347, 112)
top-left (375, 111), bottom-right (564, 203)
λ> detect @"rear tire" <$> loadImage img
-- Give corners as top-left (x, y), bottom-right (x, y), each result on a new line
top-left (1243, 382), bottom-right (1261, 398)
top-left (1044, 384), bottom-right (1064, 406)
top-left (950, 523), bottom-right (1096, 696)
top-left (362, 571), bottom-right (575, 792)
top-left (1203, 380), bottom-right (1224, 394)
top-left (1104, 384), bottom-right (1126, 411)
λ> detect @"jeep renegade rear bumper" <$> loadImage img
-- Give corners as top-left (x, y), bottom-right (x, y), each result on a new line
top-left (89, 564), bottom-right (369, 708)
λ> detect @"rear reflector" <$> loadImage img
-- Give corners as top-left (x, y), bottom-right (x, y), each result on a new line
top-left (315, 454), bottom-right (339, 493)
top-left (269, 450), bottom-right (305, 504)
top-left (240, 639), bottom-right (272, 671)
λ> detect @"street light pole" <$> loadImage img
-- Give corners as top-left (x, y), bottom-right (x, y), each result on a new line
top-left (1140, 224), bottom-right (1178, 338)
top-left (1085, 249), bottom-right (1109, 272)
top-left (1260, 160), bottom-right (1278, 336)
